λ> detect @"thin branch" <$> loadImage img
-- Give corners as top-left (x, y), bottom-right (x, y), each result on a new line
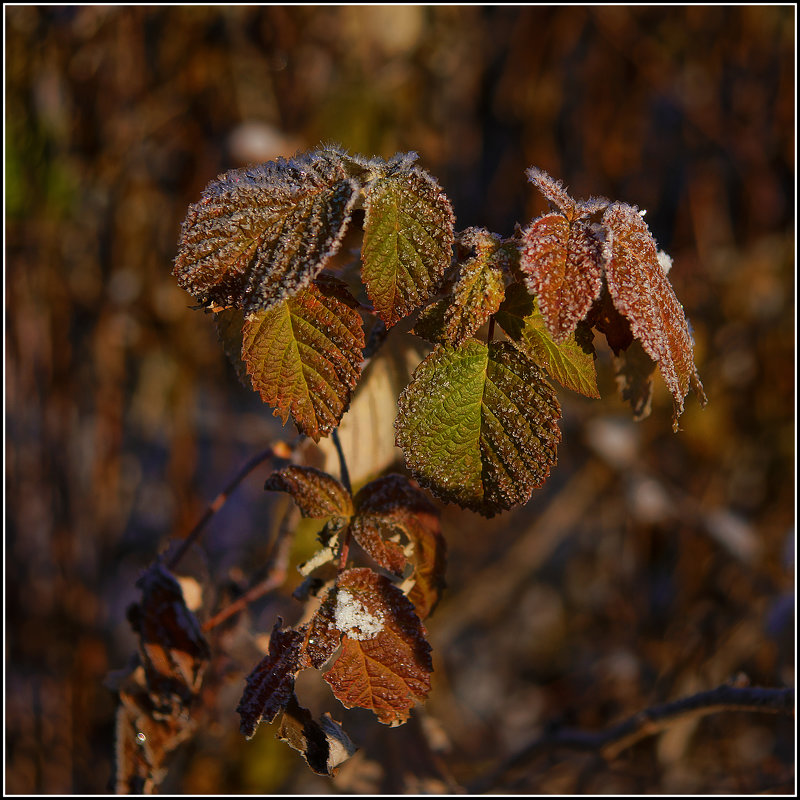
top-left (167, 445), bottom-right (287, 572)
top-left (468, 684), bottom-right (795, 793)
top-left (331, 428), bottom-right (351, 495)
top-left (202, 502), bottom-right (299, 632)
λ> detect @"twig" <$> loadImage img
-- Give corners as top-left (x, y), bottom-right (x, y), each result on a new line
top-left (331, 428), bottom-right (351, 495)
top-left (468, 684), bottom-right (795, 793)
top-left (202, 502), bottom-right (299, 632)
top-left (167, 445), bottom-right (287, 572)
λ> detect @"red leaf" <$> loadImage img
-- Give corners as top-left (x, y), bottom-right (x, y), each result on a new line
top-left (602, 203), bottom-right (707, 430)
top-left (323, 568), bottom-right (432, 725)
top-left (264, 464), bottom-right (353, 518)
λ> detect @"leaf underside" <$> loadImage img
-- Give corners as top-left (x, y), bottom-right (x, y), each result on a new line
top-left (173, 148), bottom-right (357, 314)
top-left (242, 277), bottom-right (365, 441)
top-left (519, 212), bottom-right (603, 342)
top-left (495, 283), bottom-right (599, 398)
top-left (395, 339), bottom-right (561, 517)
top-left (362, 169), bottom-right (455, 328)
top-left (322, 568), bottom-right (432, 726)
top-left (602, 203), bottom-right (706, 430)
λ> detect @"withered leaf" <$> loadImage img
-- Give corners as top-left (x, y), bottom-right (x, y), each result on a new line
top-left (127, 562), bottom-right (210, 718)
top-left (602, 203), bottom-right (706, 430)
top-left (323, 568), bottom-right (432, 726)
top-left (277, 694), bottom-right (357, 776)
top-left (395, 339), bottom-right (562, 517)
top-left (413, 228), bottom-right (508, 345)
top-left (173, 147), bottom-right (358, 314)
top-left (495, 283), bottom-right (600, 398)
top-left (237, 622), bottom-right (306, 739)
top-left (526, 166), bottom-right (577, 220)
top-left (301, 588), bottom-right (344, 670)
top-left (519, 212), bottom-right (604, 342)
top-left (352, 475), bottom-right (445, 619)
top-left (264, 464), bottom-right (353, 519)
top-left (362, 167), bottom-right (455, 328)
top-left (242, 277), bottom-right (365, 441)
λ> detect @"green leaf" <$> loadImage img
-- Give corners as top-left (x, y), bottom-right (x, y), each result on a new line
top-left (242, 277), bottom-right (365, 441)
top-left (602, 203), bottom-right (707, 430)
top-left (362, 168), bottom-right (455, 328)
top-left (413, 228), bottom-right (508, 345)
top-left (495, 283), bottom-right (600, 398)
top-left (173, 147), bottom-right (358, 314)
top-left (395, 339), bottom-right (561, 517)
top-left (264, 465), bottom-right (353, 518)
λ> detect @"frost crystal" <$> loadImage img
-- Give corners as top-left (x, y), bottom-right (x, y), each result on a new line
top-left (334, 589), bottom-right (385, 640)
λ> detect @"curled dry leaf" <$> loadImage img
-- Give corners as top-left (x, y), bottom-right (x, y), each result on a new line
top-left (237, 622), bottom-right (306, 739)
top-left (264, 464), bottom-right (353, 519)
top-left (395, 339), bottom-right (561, 517)
top-left (322, 568), bottom-right (432, 726)
top-left (126, 562), bottom-right (210, 718)
top-left (362, 167), bottom-right (455, 328)
top-left (173, 147), bottom-right (357, 314)
top-left (602, 202), bottom-right (706, 430)
top-left (242, 277), bottom-right (365, 441)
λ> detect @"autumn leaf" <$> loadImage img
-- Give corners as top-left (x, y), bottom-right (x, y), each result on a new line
top-left (518, 213), bottom-right (604, 343)
top-left (495, 283), bottom-right (599, 398)
top-left (602, 202), bottom-right (706, 430)
top-left (237, 622), bottom-right (307, 739)
top-left (126, 562), bottom-right (210, 717)
top-left (173, 147), bottom-right (358, 314)
top-left (362, 167), bottom-right (455, 327)
top-left (395, 339), bottom-right (561, 516)
top-left (413, 228), bottom-right (508, 345)
top-left (352, 475), bottom-right (445, 619)
top-left (322, 568), bottom-right (432, 726)
top-left (242, 277), bottom-right (365, 441)
top-left (264, 464), bottom-right (353, 518)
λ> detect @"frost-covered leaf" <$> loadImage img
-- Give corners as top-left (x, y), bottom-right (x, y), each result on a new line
top-left (519, 213), bottom-right (604, 342)
top-left (242, 277), bottom-right (365, 441)
top-left (352, 475), bottom-right (445, 619)
top-left (495, 283), bottom-right (599, 398)
top-left (526, 166), bottom-right (577, 219)
top-left (237, 622), bottom-right (306, 739)
top-left (173, 148), bottom-right (358, 314)
top-left (126, 562), bottom-right (210, 717)
top-left (413, 228), bottom-right (508, 345)
top-left (614, 339), bottom-right (657, 421)
top-left (302, 590), bottom-right (343, 670)
top-left (264, 464), bottom-right (353, 518)
top-left (362, 168), bottom-right (455, 327)
top-left (323, 568), bottom-right (432, 726)
top-left (395, 339), bottom-right (561, 517)
top-left (602, 202), bottom-right (706, 430)
top-left (277, 694), bottom-right (357, 776)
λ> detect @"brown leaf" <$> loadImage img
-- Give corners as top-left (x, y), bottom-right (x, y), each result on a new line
top-left (602, 203), bottom-right (706, 430)
top-left (126, 562), bottom-right (210, 718)
top-left (352, 475), bottom-right (445, 619)
top-left (323, 568), bottom-right (432, 725)
top-left (519, 213), bottom-right (604, 342)
top-left (277, 694), bottom-right (357, 776)
top-left (526, 166), bottom-right (577, 219)
top-left (301, 590), bottom-right (344, 670)
top-left (242, 277), bottom-right (365, 441)
top-left (614, 339), bottom-right (657, 421)
top-left (264, 464), bottom-right (353, 518)
top-left (237, 622), bottom-right (306, 739)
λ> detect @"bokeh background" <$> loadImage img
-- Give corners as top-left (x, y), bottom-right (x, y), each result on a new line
top-left (5, 5), bottom-right (795, 794)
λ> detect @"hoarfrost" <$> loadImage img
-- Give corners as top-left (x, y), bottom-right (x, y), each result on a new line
top-left (334, 589), bottom-right (385, 640)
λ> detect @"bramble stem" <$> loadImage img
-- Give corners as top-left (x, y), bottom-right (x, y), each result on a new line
top-left (167, 446), bottom-right (281, 572)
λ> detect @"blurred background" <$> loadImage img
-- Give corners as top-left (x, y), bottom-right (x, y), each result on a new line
top-left (5, 5), bottom-right (794, 794)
